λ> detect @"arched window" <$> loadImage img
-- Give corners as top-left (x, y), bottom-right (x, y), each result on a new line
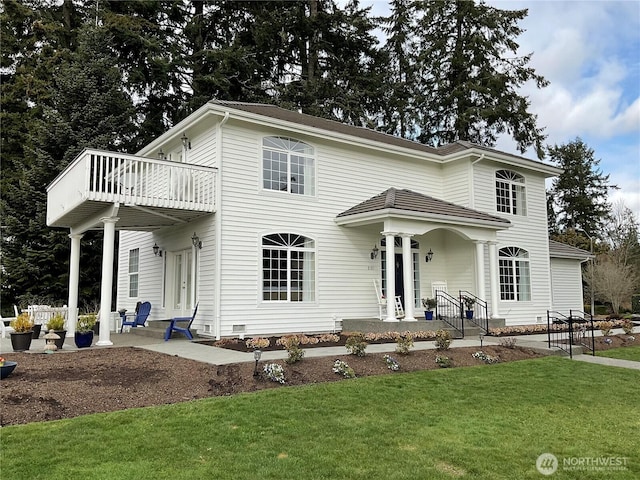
top-left (262, 233), bottom-right (316, 302)
top-left (499, 247), bottom-right (531, 301)
top-left (496, 170), bottom-right (526, 215)
top-left (263, 137), bottom-right (315, 195)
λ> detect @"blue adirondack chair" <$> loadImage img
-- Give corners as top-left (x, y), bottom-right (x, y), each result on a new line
top-left (164, 304), bottom-right (198, 341)
top-left (120, 301), bottom-right (151, 333)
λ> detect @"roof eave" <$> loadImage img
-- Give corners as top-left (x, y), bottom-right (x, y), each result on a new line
top-left (441, 147), bottom-right (562, 177)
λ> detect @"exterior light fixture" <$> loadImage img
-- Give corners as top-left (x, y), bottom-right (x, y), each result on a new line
top-left (191, 232), bottom-right (202, 249)
top-left (152, 243), bottom-right (162, 257)
top-left (181, 133), bottom-right (191, 150)
top-left (157, 149), bottom-right (166, 160)
top-left (425, 248), bottom-right (434, 263)
top-left (479, 333), bottom-right (484, 347)
top-left (253, 349), bottom-right (262, 376)
top-left (370, 244), bottom-right (379, 260)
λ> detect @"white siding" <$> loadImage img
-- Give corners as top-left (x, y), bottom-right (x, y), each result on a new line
top-left (474, 161), bottom-right (552, 325)
top-left (550, 258), bottom-right (585, 313)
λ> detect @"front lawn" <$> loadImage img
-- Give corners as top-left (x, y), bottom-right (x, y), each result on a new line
top-left (597, 345), bottom-right (640, 362)
top-left (2, 357), bottom-right (638, 480)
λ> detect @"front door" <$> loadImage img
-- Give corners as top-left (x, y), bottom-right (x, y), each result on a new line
top-left (166, 249), bottom-right (194, 318)
top-left (395, 253), bottom-right (405, 307)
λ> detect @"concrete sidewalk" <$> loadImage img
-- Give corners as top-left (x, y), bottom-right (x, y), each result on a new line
top-left (2, 326), bottom-right (638, 370)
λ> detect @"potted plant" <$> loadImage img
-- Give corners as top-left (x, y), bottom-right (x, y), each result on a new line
top-left (421, 298), bottom-right (437, 320)
top-left (9, 313), bottom-right (34, 352)
top-left (463, 296), bottom-right (476, 319)
top-left (46, 313), bottom-right (67, 350)
top-left (74, 313), bottom-right (97, 348)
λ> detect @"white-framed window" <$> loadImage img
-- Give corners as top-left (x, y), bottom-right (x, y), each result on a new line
top-left (496, 170), bottom-right (526, 215)
top-left (262, 136), bottom-right (315, 195)
top-left (262, 233), bottom-right (316, 302)
top-left (128, 248), bottom-right (139, 298)
top-left (499, 247), bottom-right (531, 301)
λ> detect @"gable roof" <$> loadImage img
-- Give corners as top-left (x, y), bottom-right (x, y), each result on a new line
top-left (548, 239), bottom-right (593, 260)
top-left (337, 188), bottom-right (511, 227)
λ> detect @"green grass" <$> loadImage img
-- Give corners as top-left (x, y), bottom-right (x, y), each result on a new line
top-left (597, 345), bottom-right (640, 361)
top-left (2, 357), bottom-right (639, 480)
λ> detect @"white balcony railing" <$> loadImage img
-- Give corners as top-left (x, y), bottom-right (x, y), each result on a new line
top-left (47, 149), bottom-right (216, 226)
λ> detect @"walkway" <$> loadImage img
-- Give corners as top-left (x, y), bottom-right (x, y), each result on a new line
top-left (2, 327), bottom-right (638, 370)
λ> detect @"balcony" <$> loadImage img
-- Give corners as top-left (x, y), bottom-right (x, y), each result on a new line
top-left (47, 149), bottom-right (217, 231)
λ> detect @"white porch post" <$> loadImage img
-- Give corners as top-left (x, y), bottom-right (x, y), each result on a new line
top-left (96, 217), bottom-right (118, 346)
top-left (401, 234), bottom-right (416, 321)
top-left (474, 241), bottom-right (486, 303)
top-left (488, 241), bottom-right (500, 319)
top-left (67, 233), bottom-right (83, 336)
top-left (383, 232), bottom-right (398, 322)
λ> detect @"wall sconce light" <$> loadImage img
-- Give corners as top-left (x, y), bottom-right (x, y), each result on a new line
top-left (425, 248), bottom-right (434, 263)
top-left (157, 149), bottom-right (166, 160)
top-left (152, 243), bottom-right (162, 257)
top-left (181, 133), bottom-right (191, 150)
top-left (191, 232), bottom-right (202, 249)
top-left (370, 244), bottom-right (379, 260)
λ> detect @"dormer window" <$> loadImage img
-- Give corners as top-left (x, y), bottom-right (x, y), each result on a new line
top-left (496, 170), bottom-right (526, 215)
top-left (263, 137), bottom-right (315, 195)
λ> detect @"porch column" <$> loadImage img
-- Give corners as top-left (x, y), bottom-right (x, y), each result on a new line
top-left (488, 241), bottom-right (500, 319)
top-left (383, 231), bottom-right (399, 322)
top-left (96, 217), bottom-right (119, 346)
top-left (401, 234), bottom-right (416, 321)
top-left (474, 241), bottom-right (486, 303)
top-left (67, 233), bottom-right (84, 336)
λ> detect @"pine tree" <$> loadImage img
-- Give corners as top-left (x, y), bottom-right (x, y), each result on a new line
top-left (546, 138), bottom-right (617, 237)
top-left (412, 0), bottom-right (548, 155)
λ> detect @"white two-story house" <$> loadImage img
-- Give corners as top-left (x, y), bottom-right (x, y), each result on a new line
top-left (46, 100), bottom-right (590, 345)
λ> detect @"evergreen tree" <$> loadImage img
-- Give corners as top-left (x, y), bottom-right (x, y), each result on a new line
top-left (546, 138), bottom-right (617, 237)
top-left (412, 0), bottom-right (548, 155)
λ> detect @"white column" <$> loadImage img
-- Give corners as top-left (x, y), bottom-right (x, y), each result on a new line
top-left (401, 234), bottom-right (416, 321)
top-left (474, 241), bottom-right (486, 303)
top-left (97, 217), bottom-right (118, 346)
top-left (67, 233), bottom-right (84, 336)
top-left (488, 241), bottom-right (500, 319)
top-left (383, 232), bottom-right (398, 322)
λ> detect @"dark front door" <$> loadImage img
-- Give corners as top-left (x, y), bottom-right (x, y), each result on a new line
top-left (395, 253), bottom-right (404, 307)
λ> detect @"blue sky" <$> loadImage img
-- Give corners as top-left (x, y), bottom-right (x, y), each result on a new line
top-left (362, 0), bottom-right (640, 222)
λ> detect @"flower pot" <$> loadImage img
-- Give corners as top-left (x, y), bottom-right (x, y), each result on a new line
top-left (52, 330), bottom-right (66, 350)
top-left (425, 311), bottom-right (434, 320)
top-left (465, 310), bottom-right (474, 320)
top-left (1, 361), bottom-right (18, 379)
top-left (31, 324), bottom-right (42, 339)
top-left (74, 331), bottom-right (94, 348)
top-left (10, 331), bottom-right (33, 352)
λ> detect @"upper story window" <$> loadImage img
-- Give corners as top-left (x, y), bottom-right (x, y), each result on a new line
top-left (262, 233), bottom-right (316, 302)
top-left (496, 170), bottom-right (526, 215)
top-left (499, 247), bottom-right (531, 301)
top-left (263, 137), bottom-right (315, 196)
top-left (128, 248), bottom-right (139, 298)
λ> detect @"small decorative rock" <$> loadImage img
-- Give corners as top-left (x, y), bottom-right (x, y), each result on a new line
top-left (44, 330), bottom-right (60, 353)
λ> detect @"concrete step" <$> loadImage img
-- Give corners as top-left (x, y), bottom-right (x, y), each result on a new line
top-left (124, 320), bottom-right (170, 339)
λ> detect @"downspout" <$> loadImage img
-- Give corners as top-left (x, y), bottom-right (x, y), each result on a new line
top-left (214, 112), bottom-right (230, 339)
top-left (469, 153), bottom-right (485, 210)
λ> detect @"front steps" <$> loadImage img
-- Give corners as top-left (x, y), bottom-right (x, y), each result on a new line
top-left (122, 320), bottom-right (181, 340)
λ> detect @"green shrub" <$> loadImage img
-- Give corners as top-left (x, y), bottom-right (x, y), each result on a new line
top-left (621, 319), bottom-right (634, 335)
top-left (77, 314), bottom-right (97, 333)
top-left (10, 313), bottom-right (34, 333)
top-left (434, 329), bottom-right (451, 351)
top-left (345, 333), bottom-right (367, 356)
top-left (395, 334), bottom-right (414, 355)
top-left (435, 355), bottom-right (451, 368)
top-left (283, 337), bottom-right (305, 364)
top-left (332, 359), bottom-right (355, 378)
top-left (46, 313), bottom-right (65, 331)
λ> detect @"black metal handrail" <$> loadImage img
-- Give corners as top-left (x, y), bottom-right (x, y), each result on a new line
top-left (459, 290), bottom-right (488, 334)
top-left (569, 310), bottom-right (596, 355)
top-left (548, 310), bottom-right (573, 358)
top-left (435, 291), bottom-right (464, 337)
